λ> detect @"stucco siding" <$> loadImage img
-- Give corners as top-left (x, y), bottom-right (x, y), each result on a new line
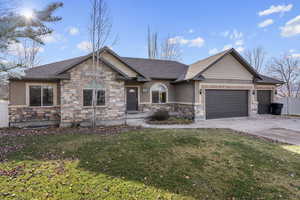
top-left (202, 54), bottom-right (253, 80)
top-left (9, 81), bottom-right (26, 105)
top-left (101, 51), bottom-right (137, 78)
top-left (174, 82), bottom-right (194, 103)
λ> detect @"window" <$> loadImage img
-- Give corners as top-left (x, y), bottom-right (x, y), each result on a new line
top-left (83, 89), bottom-right (93, 106)
top-left (151, 84), bottom-right (167, 103)
top-left (29, 85), bottom-right (53, 106)
top-left (83, 89), bottom-right (105, 106)
top-left (96, 90), bottom-right (105, 106)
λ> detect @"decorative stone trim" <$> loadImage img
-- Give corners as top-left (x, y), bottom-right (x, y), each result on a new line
top-left (9, 106), bottom-right (60, 127)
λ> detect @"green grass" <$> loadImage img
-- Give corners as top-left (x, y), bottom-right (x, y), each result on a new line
top-left (0, 129), bottom-right (300, 200)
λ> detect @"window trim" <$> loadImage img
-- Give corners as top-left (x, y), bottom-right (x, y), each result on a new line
top-left (26, 83), bottom-right (57, 107)
top-left (150, 83), bottom-right (168, 104)
top-left (82, 88), bottom-right (106, 107)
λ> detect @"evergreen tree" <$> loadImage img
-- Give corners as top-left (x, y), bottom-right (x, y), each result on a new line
top-left (0, 2), bottom-right (63, 74)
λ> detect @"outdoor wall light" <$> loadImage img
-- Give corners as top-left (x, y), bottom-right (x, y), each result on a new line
top-left (199, 89), bottom-right (202, 95)
top-left (252, 90), bottom-right (256, 95)
top-left (275, 90), bottom-right (277, 95)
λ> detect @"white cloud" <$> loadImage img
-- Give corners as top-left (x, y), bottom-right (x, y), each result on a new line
top-left (258, 4), bottom-right (293, 16)
top-left (235, 40), bottom-right (244, 46)
top-left (68, 27), bottom-right (79, 35)
top-left (236, 46), bottom-right (245, 53)
top-left (223, 44), bottom-right (233, 51)
top-left (168, 36), bottom-right (189, 45)
top-left (8, 42), bottom-right (44, 56)
top-left (41, 32), bottom-right (64, 43)
top-left (188, 37), bottom-right (205, 47)
top-left (229, 29), bottom-right (243, 40)
top-left (168, 36), bottom-right (205, 48)
top-left (188, 29), bottom-right (194, 33)
top-left (281, 15), bottom-right (300, 37)
top-left (291, 53), bottom-right (300, 58)
top-left (77, 41), bottom-right (92, 52)
top-left (221, 30), bottom-right (230, 37)
top-left (208, 48), bottom-right (219, 55)
top-left (289, 49), bottom-right (296, 53)
top-left (220, 29), bottom-right (244, 41)
top-left (258, 19), bottom-right (274, 28)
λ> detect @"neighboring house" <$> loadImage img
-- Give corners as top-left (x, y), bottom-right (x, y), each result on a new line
top-left (8, 47), bottom-right (283, 127)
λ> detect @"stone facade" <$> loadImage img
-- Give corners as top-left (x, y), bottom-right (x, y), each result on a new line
top-left (9, 106), bottom-right (60, 127)
top-left (173, 104), bottom-right (194, 119)
top-left (60, 59), bottom-right (126, 127)
top-left (140, 103), bottom-right (199, 120)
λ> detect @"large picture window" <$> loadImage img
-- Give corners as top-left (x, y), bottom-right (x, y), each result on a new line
top-left (83, 89), bottom-right (106, 106)
top-left (151, 84), bottom-right (167, 104)
top-left (29, 85), bottom-right (54, 106)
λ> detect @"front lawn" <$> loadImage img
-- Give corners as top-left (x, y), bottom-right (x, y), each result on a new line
top-left (1, 128), bottom-right (300, 199)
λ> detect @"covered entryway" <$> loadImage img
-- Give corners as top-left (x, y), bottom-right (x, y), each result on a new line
top-left (126, 87), bottom-right (138, 112)
top-left (205, 90), bottom-right (249, 119)
top-left (257, 90), bottom-right (271, 114)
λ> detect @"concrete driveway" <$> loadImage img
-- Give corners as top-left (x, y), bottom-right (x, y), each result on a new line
top-left (127, 115), bottom-right (300, 145)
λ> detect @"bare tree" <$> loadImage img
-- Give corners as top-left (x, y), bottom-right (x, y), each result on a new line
top-left (244, 47), bottom-right (266, 72)
top-left (147, 27), bottom-right (181, 61)
top-left (267, 55), bottom-right (300, 97)
top-left (89, 0), bottom-right (116, 127)
top-left (15, 39), bottom-right (42, 68)
top-left (147, 26), bottom-right (158, 59)
top-left (160, 35), bottom-right (181, 61)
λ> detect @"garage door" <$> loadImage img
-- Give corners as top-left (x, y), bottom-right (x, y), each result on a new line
top-left (257, 90), bottom-right (271, 114)
top-left (206, 90), bottom-right (249, 119)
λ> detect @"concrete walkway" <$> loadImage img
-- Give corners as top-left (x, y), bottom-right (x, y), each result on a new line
top-left (126, 115), bottom-right (300, 145)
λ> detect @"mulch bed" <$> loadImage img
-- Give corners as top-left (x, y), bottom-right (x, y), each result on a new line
top-left (147, 118), bottom-right (193, 125)
top-left (0, 125), bottom-right (141, 138)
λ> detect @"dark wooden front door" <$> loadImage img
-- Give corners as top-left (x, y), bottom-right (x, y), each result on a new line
top-left (257, 90), bottom-right (271, 114)
top-left (126, 87), bottom-right (138, 111)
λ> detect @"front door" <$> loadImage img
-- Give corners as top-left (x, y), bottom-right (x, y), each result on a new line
top-left (126, 87), bottom-right (138, 111)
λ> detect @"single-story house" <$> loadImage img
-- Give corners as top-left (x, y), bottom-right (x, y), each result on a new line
top-left (8, 47), bottom-right (283, 127)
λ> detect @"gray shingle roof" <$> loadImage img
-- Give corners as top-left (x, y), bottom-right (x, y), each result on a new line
top-left (255, 74), bottom-right (285, 84)
top-left (121, 57), bottom-right (188, 79)
top-left (11, 47), bottom-right (283, 85)
top-left (16, 55), bottom-right (88, 80)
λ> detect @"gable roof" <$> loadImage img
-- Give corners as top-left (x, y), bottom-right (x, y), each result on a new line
top-left (178, 48), bottom-right (261, 82)
top-left (10, 47), bottom-right (283, 85)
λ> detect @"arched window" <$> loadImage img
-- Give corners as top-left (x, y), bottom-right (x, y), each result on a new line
top-left (151, 83), bottom-right (167, 103)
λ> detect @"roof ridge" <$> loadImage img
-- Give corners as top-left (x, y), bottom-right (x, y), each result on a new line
top-left (121, 56), bottom-right (187, 64)
top-left (189, 48), bottom-right (232, 66)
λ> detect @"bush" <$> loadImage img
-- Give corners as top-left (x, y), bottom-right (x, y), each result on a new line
top-left (150, 109), bottom-right (170, 121)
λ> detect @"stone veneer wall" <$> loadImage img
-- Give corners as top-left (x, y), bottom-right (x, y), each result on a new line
top-left (60, 59), bottom-right (126, 127)
top-left (9, 106), bottom-right (60, 127)
top-left (140, 103), bottom-right (197, 120)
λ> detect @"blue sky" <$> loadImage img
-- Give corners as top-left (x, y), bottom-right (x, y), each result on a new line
top-left (17, 0), bottom-right (300, 65)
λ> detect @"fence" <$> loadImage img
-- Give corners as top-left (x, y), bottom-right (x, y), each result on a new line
top-left (277, 97), bottom-right (300, 115)
top-left (0, 100), bottom-right (8, 127)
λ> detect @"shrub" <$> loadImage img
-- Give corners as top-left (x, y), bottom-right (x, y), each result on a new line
top-left (150, 109), bottom-right (170, 121)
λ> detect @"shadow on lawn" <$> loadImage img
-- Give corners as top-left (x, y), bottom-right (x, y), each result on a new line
top-left (2, 129), bottom-right (300, 199)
